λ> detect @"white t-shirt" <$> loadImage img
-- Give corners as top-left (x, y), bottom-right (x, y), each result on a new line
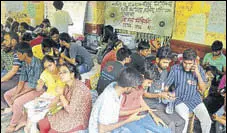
top-left (89, 82), bottom-right (123, 133)
top-left (51, 10), bottom-right (73, 33)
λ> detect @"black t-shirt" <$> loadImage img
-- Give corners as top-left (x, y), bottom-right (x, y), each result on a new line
top-left (128, 52), bottom-right (145, 73)
top-left (96, 61), bottom-right (124, 95)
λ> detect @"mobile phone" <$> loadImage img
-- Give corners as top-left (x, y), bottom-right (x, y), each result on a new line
top-left (138, 110), bottom-right (149, 116)
top-left (190, 60), bottom-right (196, 72)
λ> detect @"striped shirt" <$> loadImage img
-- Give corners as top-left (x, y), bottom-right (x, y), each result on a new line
top-left (19, 56), bottom-right (43, 89)
top-left (1, 49), bottom-right (22, 74)
top-left (165, 64), bottom-right (207, 111)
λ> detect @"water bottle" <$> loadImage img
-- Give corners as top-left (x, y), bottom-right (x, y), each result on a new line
top-left (160, 83), bottom-right (165, 103)
top-left (154, 89), bottom-right (162, 103)
top-left (165, 100), bottom-right (174, 114)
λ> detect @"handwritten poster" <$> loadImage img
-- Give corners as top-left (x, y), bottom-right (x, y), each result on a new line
top-left (207, 1), bottom-right (226, 33)
top-left (1, 1), bottom-right (44, 26)
top-left (45, 1), bottom-right (87, 35)
top-left (185, 14), bottom-right (206, 44)
top-left (105, 1), bottom-right (175, 36)
top-left (173, 1), bottom-right (226, 48)
top-left (5, 1), bottom-right (24, 12)
top-left (27, 1), bottom-right (36, 18)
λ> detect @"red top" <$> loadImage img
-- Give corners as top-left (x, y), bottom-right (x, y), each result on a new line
top-left (100, 50), bottom-right (117, 71)
top-left (30, 35), bottom-right (44, 47)
top-left (119, 87), bottom-right (144, 121)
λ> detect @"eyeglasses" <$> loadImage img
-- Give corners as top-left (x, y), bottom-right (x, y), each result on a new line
top-left (59, 70), bottom-right (69, 75)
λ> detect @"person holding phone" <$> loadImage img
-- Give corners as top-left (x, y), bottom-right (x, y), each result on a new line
top-left (164, 49), bottom-right (212, 133)
top-left (117, 64), bottom-right (171, 133)
top-left (89, 67), bottom-right (146, 133)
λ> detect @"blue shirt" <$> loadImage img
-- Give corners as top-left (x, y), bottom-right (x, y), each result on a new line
top-left (165, 64), bottom-right (207, 111)
top-left (13, 52), bottom-right (22, 75)
top-left (19, 56), bottom-right (43, 89)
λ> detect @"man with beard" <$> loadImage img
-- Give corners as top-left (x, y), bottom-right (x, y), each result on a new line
top-left (1, 32), bottom-right (22, 110)
top-left (4, 42), bottom-right (43, 132)
top-left (89, 67), bottom-right (146, 133)
top-left (203, 40), bottom-right (226, 79)
top-left (143, 46), bottom-right (185, 133)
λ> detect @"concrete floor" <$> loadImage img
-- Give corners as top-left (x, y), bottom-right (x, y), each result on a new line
top-left (0, 54), bottom-right (222, 133)
top-left (1, 108), bottom-right (218, 133)
top-left (1, 114), bottom-right (24, 133)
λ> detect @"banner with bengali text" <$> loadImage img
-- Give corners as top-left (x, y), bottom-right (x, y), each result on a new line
top-left (105, 1), bottom-right (175, 36)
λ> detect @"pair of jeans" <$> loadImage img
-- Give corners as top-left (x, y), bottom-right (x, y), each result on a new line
top-left (175, 102), bottom-right (212, 133)
top-left (113, 114), bottom-right (171, 133)
top-left (76, 63), bottom-right (91, 74)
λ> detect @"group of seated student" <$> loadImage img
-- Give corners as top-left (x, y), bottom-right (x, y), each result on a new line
top-left (1, 18), bottom-right (95, 132)
top-left (1, 17), bottom-right (226, 133)
top-left (94, 37), bottom-right (226, 133)
top-left (202, 41), bottom-right (226, 126)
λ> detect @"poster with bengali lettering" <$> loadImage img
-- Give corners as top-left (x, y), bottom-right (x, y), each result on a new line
top-left (45, 1), bottom-right (87, 35)
top-left (207, 1), bottom-right (226, 33)
top-left (1, 1), bottom-right (44, 26)
top-left (105, 1), bottom-right (175, 36)
top-left (173, 1), bottom-right (226, 48)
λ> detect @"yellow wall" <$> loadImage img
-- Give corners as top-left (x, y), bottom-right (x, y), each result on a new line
top-left (173, 1), bottom-right (226, 48)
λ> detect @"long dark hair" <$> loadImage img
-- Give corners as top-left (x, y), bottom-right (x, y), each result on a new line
top-left (59, 63), bottom-right (81, 80)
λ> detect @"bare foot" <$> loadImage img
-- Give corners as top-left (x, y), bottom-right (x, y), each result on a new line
top-left (5, 125), bottom-right (16, 133)
top-left (15, 121), bottom-right (27, 131)
top-left (24, 125), bottom-right (30, 133)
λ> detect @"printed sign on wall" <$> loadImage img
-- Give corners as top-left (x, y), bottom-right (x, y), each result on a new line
top-left (105, 1), bottom-right (175, 36)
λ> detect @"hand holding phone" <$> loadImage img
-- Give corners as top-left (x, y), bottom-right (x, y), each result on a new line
top-left (191, 60), bottom-right (200, 74)
top-left (190, 60), bottom-right (196, 72)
